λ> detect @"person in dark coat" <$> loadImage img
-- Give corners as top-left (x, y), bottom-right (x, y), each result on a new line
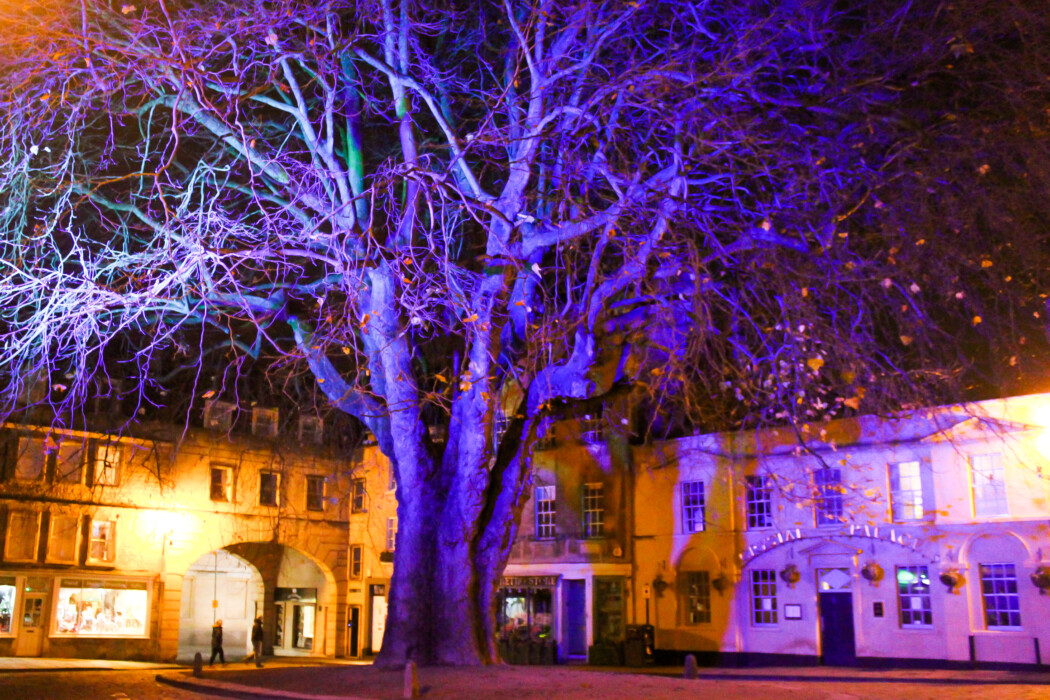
top-left (209, 619), bottom-right (225, 665)
top-left (250, 616), bottom-right (264, 667)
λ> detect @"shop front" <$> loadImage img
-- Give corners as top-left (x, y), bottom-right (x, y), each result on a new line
top-left (273, 587), bottom-right (317, 654)
top-left (497, 575), bottom-right (557, 664)
top-left (0, 572), bottom-right (154, 659)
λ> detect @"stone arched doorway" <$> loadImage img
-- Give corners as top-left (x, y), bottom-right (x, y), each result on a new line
top-left (176, 543), bottom-right (334, 662)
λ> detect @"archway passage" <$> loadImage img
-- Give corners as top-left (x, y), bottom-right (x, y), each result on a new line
top-left (177, 549), bottom-right (262, 663)
top-left (176, 543), bottom-right (332, 662)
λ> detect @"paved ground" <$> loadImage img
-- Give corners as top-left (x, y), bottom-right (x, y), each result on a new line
top-left (2, 657), bottom-right (1049, 699)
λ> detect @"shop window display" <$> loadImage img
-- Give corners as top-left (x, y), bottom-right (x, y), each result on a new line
top-left (54, 579), bottom-right (148, 636)
top-left (497, 585), bottom-right (553, 642)
top-left (0, 577), bottom-right (15, 634)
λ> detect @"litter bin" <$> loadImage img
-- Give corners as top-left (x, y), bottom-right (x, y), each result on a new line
top-left (623, 624), bottom-right (654, 666)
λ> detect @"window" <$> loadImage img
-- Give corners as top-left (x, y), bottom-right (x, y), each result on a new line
top-left (889, 461), bottom-right (923, 521)
top-left (210, 466), bottom-right (233, 502)
top-left (351, 478), bottom-right (367, 513)
top-left (350, 545), bottom-right (363, 580)
top-left (388, 466), bottom-right (396, 492)
top-left (298, 415), bottom-right (324, 445)
top-left (896, 566), bottom-right (932, 627)
top-left (681, 480), bottom-right (705, 533)
top-left (980, 563), bottom-right (1021, 629)
top-left (386, 517), bottom-right (398, 552)
top-left (4, 510), bottom-right (40, 561)
top-left (15, 436), bottom-right (46, 480)
top-left (259, 472), bottom-right (280, 507)
top-left (750, 569), bottom-right (777, 625)
top-left (93, 444), bottom-right (122, 487)
top-left (535, 421), bottom-right (556, 450)
top-left (47, 514), bottom-right (80, 563)
top-left (814, 468), bottom-right (843, 526)
top-left (251, 407), bottom-right (279, 438)
top-left (580, 415), bottom-right (603, 444)
top-left (583, 483), bottom-right (604, 538)
top-left (535, 485), bottom-right (556, 540)
top-left (56, 441), bottom-right (85, 484)
top-left (88, 520), bottom-right (116, 563)
top-left (684, 571), bottom-right (711, 625)
top-left (494, 410), bottom-right (510, 448)
top-left (0, 576), bottom-right (15, 633)
top-left (745, 476), bottom-right (773, 529)
top-left (306, 475), bottom-right (325, 511)
top-left (970, 453), bottom-right (1007, 517)
top-left (54, 579), bottom-right (149, 636)
top-left (203, 400), bottom-right (236, 431)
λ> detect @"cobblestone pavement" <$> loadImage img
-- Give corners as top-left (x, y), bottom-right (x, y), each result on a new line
top-left (0, 669), bottom-right (210, 700)
top-left (3, 661), bottom-right (1050, 700)
top-left (159, 662), bottom-right (1050, 700)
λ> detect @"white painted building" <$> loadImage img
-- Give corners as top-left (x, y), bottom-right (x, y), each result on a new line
top-left (634, 393), bottom-right (1050, 668)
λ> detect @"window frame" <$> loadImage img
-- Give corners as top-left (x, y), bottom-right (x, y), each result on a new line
top-left (298, 415), bottom-right (324, 445)
top-left (55, 440), bottom-right (86, 484)
top-left (535, 485), bottom-right (557, 540)
top-left (582, 483), bottom-right (604, 539)
top-left (4, 509), bottom-right (41, 562)
top-left (814, 468), bottom-right (844, 526)
top-left (251, 407), bottom-right (280, 439)
top-left (385, 517), bottom-right (398, 552)
top-left (203, 400), bottom-right (237, 431)
top-left (350, 545), bottom-right (363, 580)
top-left (350, 478), bottom-right (367, 513)
top-left (259, 471), bottom-right (280, 508)
top-left (14, 436), bottom-right (47, 481)
top-left (209, 465), bottom-right (234, 503)
top-left (305, 475), bottom-right (326, 512)
top-left (87, 518), bottom-right (117, 563)
top-left (681, 480), bottom-right (706, 533)
top-left (980, 563), bottom-right (1022, 630)
top-left (970, 453), bottom-right (1007, 517)
top-left (93, 443), bottom-right (122, 487)
top-left (745, 475), bottom-right (773, 529)
top-left (749, 569), bottom-right (778, 626)
top-left (895, 565), bottom-right (932, 628)
top-left (46, 513), bottom-right (81, 564)
top-left (684, 570), bottom-right (712, 625)
top-left (889, 460), bottom-right (924, 522)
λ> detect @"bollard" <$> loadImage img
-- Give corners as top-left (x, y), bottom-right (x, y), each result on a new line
top-left (683, 653), bottom-right (698, 680)
top-left (193, 652), bottom-right (204, 678)
top-left (403, 660), bottom-right (420, 699)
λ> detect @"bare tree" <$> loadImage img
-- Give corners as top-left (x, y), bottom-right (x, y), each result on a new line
top-left (2, 0), bottom-right (1049, 665)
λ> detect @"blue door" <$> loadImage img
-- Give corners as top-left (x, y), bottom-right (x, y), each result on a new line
top-left (818, 592), bottom-right (856, 666)
top-left (564, 580), bottom-right (587, 657)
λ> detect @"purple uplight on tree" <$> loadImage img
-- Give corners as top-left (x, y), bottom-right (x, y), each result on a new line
top-left (2, 0), bottom-right (1050, 666)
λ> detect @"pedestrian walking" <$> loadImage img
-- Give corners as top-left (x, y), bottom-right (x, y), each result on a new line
top-left (250, 616), bottom-right (264, 667)
top-left (209, 619), bottom-right (225, 666)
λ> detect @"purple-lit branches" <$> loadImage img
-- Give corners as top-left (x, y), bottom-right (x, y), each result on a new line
top-left (2, 0), bottom-right (1050, 666)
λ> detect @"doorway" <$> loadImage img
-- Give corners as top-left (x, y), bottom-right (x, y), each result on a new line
top-left (348, 605), bottom-right (360, 657)
top-left (563, 580), bottom-right (587, 658)
top-left (816, 567), bottom-right (856, 666)
top-left (369, 584), bottom-right (387, 654)
top-left (15, 593), bottom-right (47, 657)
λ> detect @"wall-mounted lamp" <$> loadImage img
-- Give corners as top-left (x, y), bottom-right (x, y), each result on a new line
top-left (940, 569), bottom-right (965, 594)
top-left (1030, 566), bottom-right (1050, 595)
top-left (779, 564), bottom-right (800, 588)
top-left (652, 573), bottom-right (670, 597)
top-left (861, 561), bottom-right (884, 587)
top-left (712, 573), bottom-right (731, 594)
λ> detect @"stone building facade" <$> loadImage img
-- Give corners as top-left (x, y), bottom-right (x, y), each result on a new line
top-left (0, 403), bottom-right (353, 662)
